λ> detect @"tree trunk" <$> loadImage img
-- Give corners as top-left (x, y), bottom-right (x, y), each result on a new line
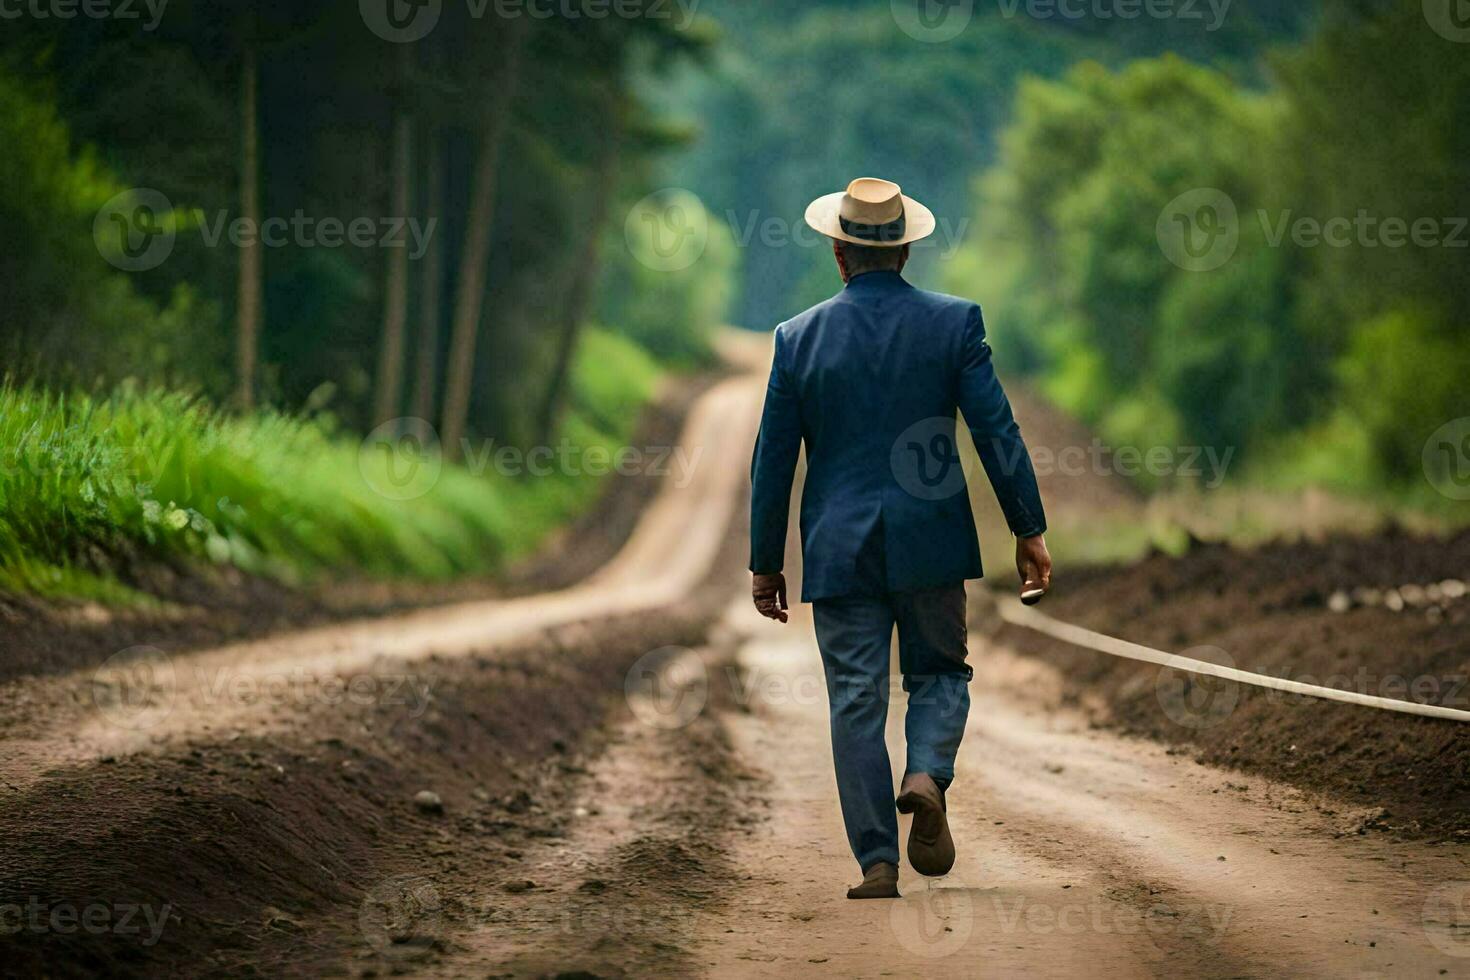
top-left (373, 47), bottom-right (414, 425)
top-left (536, 116), bottom-right (621, 445)
top-left (411, 128), bottom-right (444, 424)
top-left (235, 40), bottom-right (262, 410)
top-left (440, 25), bottom-right (527, 461)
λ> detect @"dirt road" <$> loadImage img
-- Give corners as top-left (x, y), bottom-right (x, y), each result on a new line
top-left (693, 600), bottom-right (1470, 977)
top-left (4, 334), bottom-right (1469, 977)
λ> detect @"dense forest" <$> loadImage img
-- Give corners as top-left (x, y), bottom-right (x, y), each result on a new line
top-left (949, 2), bottom-right (1469, 496)
top-left (1, 0), bottom-right (725, 438)
top-left (661, 0), bottom-right (1464, 500)
top-left (0, 0), bottom-right (1464, 602)
top-left (0, 1), bottom-right (728, 597)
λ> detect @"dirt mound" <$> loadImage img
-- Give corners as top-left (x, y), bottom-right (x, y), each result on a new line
top-left (0, 604), bottom-right (734, 978)
top-left (995, 528), bottom-right (1470, 839)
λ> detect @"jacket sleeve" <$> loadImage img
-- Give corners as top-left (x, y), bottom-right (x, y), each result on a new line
top-left (957, 305), bottom-right (1047, 538)
top-left (749, 327), bottom-right (803, 574)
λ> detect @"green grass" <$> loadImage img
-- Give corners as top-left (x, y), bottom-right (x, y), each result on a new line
top-left (0, 328), bottom-right (662, 603)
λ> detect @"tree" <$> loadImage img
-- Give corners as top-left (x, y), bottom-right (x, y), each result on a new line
top-left (441, 19), bottom-right (528, 461)
top-left (373, 44), bottom-right (415, 425)
top-left (411, 127), bottom-right (445, 424)
top-left (236, 31), bottom-right (262, 409)
top-left (536, 98), bottom-right (622, 445)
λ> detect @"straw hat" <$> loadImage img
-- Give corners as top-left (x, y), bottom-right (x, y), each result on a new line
top-left (804, 177), bottom-right (936, 248)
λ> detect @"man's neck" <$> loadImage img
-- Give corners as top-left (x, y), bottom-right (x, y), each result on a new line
top-left (846, 268), bottom-right (905, 285)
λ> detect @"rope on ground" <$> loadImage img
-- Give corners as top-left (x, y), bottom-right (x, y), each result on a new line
top-left (997, 598), bottom-right (1470, 724)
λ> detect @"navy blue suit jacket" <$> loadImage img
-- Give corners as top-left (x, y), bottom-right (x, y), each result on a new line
top-left (749, 270), bottom-right (1047, 602)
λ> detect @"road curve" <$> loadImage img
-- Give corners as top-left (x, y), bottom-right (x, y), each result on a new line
top-left (0, 333), bottom-right (770, 793)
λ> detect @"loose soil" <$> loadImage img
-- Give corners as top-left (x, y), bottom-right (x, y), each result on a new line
top-left (992, 527), bottom-right (1470, 839)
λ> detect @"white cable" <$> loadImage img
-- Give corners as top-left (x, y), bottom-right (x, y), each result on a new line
top-left (997, 598), bottom-right (1470, 724)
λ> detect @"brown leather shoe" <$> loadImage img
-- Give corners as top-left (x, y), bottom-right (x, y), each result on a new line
top-left (896, 773), bottom-right (955, 876)
top-left (846, 861), bottom-right (900, 899)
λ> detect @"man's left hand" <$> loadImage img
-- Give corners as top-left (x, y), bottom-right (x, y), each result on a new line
top-left (752, 572), bottom-right (789, 623)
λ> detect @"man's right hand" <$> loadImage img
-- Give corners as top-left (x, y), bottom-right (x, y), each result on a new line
top-left (1016, 534), bottom-right (1052, 602)
top-left (752, 572), bottom-right (789, 623)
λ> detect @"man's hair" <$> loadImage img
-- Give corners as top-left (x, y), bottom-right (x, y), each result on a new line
top-left (838, 240), bottom-right (905, 276)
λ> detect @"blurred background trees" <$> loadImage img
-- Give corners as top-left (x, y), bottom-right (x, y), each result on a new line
top-left (0, 0), bottom-right (722, 450)
top-left (1, 0), bottom-right (1464, 506)
top-left (655, 0), bottom-right (1464, 498)
top-left (941, 1), bottom-right (1468, 492)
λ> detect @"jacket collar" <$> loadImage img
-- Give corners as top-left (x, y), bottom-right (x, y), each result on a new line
top-left (843, 269), bottom-right (911, 292)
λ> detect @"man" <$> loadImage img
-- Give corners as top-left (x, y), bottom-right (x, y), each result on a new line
top-left (748, 178), bottom-right (1052, 899)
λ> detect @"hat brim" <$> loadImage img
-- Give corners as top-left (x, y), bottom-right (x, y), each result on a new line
top-left (804, 191), bottom-right (937, 247)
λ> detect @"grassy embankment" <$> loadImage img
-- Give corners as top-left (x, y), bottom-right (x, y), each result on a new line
top-left (0, 328), bottom-right (661, 605)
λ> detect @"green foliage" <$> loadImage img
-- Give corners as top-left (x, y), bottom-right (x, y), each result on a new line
top-left (660, 0), bottom-right (1311, 329)
top-left (0, 69), bottom-right (225, 389)
top-left (949, 5), bottom-right (1470, 493)
top-left (953, 56), bottom-right (1306, 458)
top-left (0, 3), bottom-right (715, 440)
top-left (1335, 310), bottom-right (1470, 480)
top-left (568, 328), bottom-right (663, 432)
top-left (0, 329), bottom-right (660, 603)
top-left (600, 192), bottom-right (736, 365)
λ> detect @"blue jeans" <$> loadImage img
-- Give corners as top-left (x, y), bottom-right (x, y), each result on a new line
top-left (812, 583), bottom-right (972, 873)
